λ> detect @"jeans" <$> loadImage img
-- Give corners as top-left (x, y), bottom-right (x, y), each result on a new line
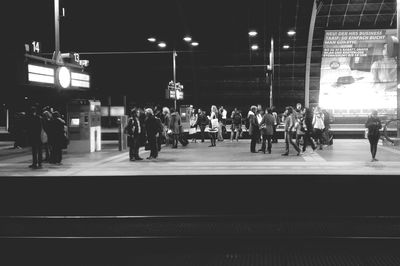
top-left (31, 142), bottom-right (43, 166)
top-left (284, 131), bottom-right (300, 154)
top-left (129, 137), bottom-right (140, 159)
top-left (261, 135), bottom-right (272, 153)
top-left (368, 135), bottom-right (379, 159)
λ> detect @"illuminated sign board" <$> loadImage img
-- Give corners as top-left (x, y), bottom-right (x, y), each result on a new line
top-left (320, 29), bottom-right (397, 116)
top-left (26, 63), bottom-right (90, 89)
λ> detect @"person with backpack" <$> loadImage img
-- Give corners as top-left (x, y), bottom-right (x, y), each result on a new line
top-left (230, 107), bottom-right (242, 142)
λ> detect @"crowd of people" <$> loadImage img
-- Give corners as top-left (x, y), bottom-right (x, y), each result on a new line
top-left (10, 102), bottom-right (383, 168)
top-left (123, 103), bottom-right (337, 162)
top-left (16, 105), bottom-right (69, 169)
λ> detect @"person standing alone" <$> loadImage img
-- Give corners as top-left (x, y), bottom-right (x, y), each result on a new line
top-left (365, 110), bottom-right (382, 162)
top-left (27, 106), bottom-right (43, 169)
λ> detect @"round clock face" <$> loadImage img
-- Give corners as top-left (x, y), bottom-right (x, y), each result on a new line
top-left (58, 66), bottom-right (71, 88)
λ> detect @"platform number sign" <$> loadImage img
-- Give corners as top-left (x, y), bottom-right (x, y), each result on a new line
top-left (32, 41), bottom-right (40, 53)
top-left (73, 53), bottom-right (79, 63)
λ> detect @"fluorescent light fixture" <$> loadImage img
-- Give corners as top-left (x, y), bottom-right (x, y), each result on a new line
top-left (147, 37), bottom-right (156, 42)
top-left (28, 73), bottom-right (55, 84)
top-left (71, 72), bottom-right (90, 81)
top-left (183, 36), bottom-right (192, 42)
top-left (158, 42), bottom-right (167, 48)
top-left (71, 79), bottom-right (90, 88)
top-left (191, 42), bottom-right (199, 47)
top-left (248, 30), bottom-right (258, 37)
top-left (287, 30), bottom-right (296, 36)
top-left (251, 44), bottom-right (259, 50)
top-left (283, 44), bottom-right (290, 49)
top-left (28, 64), bottom-right (54, 76)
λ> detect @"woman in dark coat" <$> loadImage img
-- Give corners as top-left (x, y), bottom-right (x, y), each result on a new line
top-left (51, 111), bottom-right (66, 165)
top-left (365, 110), bottom-right (382, 162)
top-left (169, 108), bottom-right (181, 148)
top-left (302, 107), bottom-right (317, 153)
top-left (259, 108), bottom-right (275, 154)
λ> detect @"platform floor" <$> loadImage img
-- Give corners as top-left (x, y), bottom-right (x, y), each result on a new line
top-left (0, 139), bottom-right (400, 176)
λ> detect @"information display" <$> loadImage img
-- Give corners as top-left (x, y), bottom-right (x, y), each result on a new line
top-left (320, 29), bottom-right (397, 115)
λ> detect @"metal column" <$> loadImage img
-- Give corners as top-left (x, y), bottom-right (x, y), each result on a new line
top-left (305, 0), bottom-right (318, 108)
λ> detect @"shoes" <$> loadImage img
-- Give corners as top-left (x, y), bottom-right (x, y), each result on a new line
top-left (29, 164), bottom-right (35, 168)
top-left (146, 156), bottom-right (154, 160)
top-left (135, 157), bottom-right (143, 161)
top-left (56, 162), bottom-right (62, 165)
top-left (172, 146), bottom-right (177, 149)
top-left (372, 158), bottom-right (378, 162)
top-left (281, 153), bottom-right (288, 156)
top-left (37, 165), bottom-right (43, 169)
top-left (208, 145), bottom-right (214, 147)
top-left (268, 151), bottom-right (271, 154)
top-left (130, 158), bottom-right (135, 161)
top-left (251, 151), bottom-right (258, 153)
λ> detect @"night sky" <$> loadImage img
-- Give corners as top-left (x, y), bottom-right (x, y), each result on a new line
top-left (4, 0), bottom-right (311, 111)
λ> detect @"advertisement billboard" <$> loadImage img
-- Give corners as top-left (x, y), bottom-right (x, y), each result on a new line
top-left (320, 29), bottom-right (397, 116)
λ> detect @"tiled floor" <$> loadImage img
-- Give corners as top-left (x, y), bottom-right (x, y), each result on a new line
top-left (0, 139), bottom-right (399, 176)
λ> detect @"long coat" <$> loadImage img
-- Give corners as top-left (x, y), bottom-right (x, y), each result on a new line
top-left (259, 113), bottom-right (274, 136)
top-left (126, 117), bottom-right (141, 147)
top-left (169, 112), bottom-right (181, 134)
top-left (248, 112), bottom-right (259, 136)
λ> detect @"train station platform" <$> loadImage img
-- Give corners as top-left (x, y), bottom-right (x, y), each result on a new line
top-left (1, 139), bottom-right (400, 176)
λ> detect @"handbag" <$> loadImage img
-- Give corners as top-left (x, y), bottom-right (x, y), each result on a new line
top-left (40, 128), bottom-right (48, 144)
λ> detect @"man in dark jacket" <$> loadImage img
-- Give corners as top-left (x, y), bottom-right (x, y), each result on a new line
top-left (197, 108), bottom-right (208, 142)
top-left (248, 105), bottom-right (259, 153)
top-left (27, 106), bottom-right (43, 169)
top-left (145, 108), bottom-right (162, 159)
top-left (125, 108), bottom-right (143, 161)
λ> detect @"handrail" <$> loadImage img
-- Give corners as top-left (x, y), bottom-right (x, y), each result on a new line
top-left (382, 119), bottom-right (400, 145)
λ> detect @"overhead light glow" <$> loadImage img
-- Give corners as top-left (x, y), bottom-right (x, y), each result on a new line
top-left (71, 80), bottom-right (90, 88)
top-left (147, 37), bottom-right (156, 42)
top-left (248, 30), bottom-right (258, 37)
top-left (191, 42), bottom-right (199, 47)
top-left (183, 36), bottom-right (192, 42)
top-left (283, 44), bottom-right (290, 49)
top-left (251, 44), bottom-right (259, 50)
top-left (158, 42), bottom-right (167, 48)
top-left (287, 30), bottom-right (296, 36)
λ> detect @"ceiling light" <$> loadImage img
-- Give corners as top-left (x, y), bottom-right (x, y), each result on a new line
top-left (287, 30), bottom-right (296, 36)
top-left (147, 37), bottom-right (156, 42)
top-left (183, 36), bottom-right (192, 42)
top-left (251, 44), bottom-right (259, 50)
top-left (283, 44), bottom-right (290, 49)
top-left (158, 42), bottom-right (167, 48)
top-left (248, 30), bottom-right (258, 37)
top-left (191, 42), bottom-right (199, 47)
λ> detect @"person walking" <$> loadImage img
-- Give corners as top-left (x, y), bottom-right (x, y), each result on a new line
top-left (281, 106), bottom-right (301, 156)
top-left (207, 105), bottom-right (219, 147)
top-left (125, 108), bottom-right (143, 161)
top-left (365, 110), bottom-right (382, 162)
top-left (145, 108), bottom-right (162, 159)
top-left (230, 107), bottom-right (242, 142)
top-left (302, 107), bottom-right (317, 153)
top-left (27, 106), bottom-right (43, 169)
top-left (259, 108), bottom-right (274, 154)
top-left (312, 106), bottom-right (325, 150)
top-left (169, 107), bottom-right (181, 148)
top-left (162, 107), bottom-right (171, 146)
top-left (197, 108), bottom-right (208, 143)
top-left (248, 105), bottom-right (260, 153)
